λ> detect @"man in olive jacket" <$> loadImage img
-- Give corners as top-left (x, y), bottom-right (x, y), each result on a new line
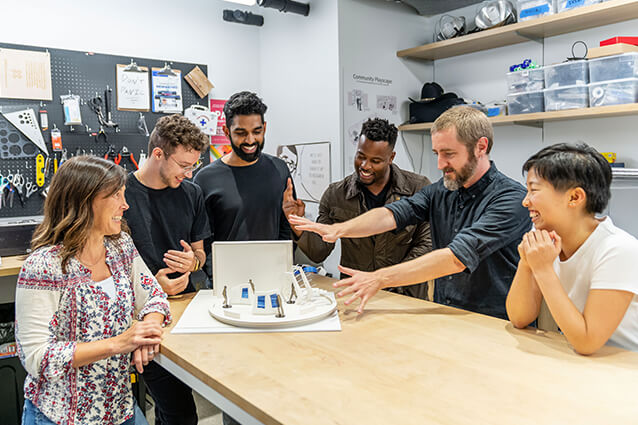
top-left (282, 118), bottom-right (432, 299)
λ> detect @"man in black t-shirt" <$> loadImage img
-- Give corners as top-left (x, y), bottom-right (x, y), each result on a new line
top-left (194, 91), bottom-right (292, 243)
top-left (124, 114), bottom-right (210, 425)
top-left (193, 91), bottom-right (292, 425)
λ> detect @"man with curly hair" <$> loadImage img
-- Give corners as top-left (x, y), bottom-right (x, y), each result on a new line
top-left (283, 118), bottom-right (433, 299)
top-left (124, 113), bottom-right (211, 425)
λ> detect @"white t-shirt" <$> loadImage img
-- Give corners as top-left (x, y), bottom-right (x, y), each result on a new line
top-left (554, 217), bottom-right (638, 352)
top-left (95, 276), bottom-right (116, 299)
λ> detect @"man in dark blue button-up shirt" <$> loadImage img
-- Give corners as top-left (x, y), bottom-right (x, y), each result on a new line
top-left (290, 106), bottom-right (531, 319)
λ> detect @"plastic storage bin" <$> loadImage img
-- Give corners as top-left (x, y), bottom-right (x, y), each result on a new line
top-left (544, 84), bottom-right (589, 111)
top-left (506, 68), bottom-right (545, 93)
top-left (589, 53), bottom-right (638, 83)
top-left (507, 89), bottom-right (545, 115)
top-left (589, 78), bottom-right (638, 107)
top-left (518, 0), bottom-right (555, 21)
top-left (544, 60), bottom-right (589, 88)
top-left (557, 0), bottom-right (600, 13)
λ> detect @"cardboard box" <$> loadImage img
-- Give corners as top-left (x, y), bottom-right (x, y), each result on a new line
top-left (587, 43), bottom-right (638, 59)
top-left (184, 66), bottom-right (214, 98)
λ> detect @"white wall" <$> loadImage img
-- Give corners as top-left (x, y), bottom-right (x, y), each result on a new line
top-left (0, 0), bottom-right (262, 98)
top-left (257, 0), bottom-right (342, 275)
top-left (338, 0), bottom-right (433, 177)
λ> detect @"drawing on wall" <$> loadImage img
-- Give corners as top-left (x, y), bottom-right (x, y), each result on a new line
top-left (347, 89), bottom-right (369, 111)
top-left (276, 142), bottom-right (331, 203)
top-left (376, 95), bottom-right (397, 115)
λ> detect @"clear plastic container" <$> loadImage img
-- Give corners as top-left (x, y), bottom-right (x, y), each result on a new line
top-left (589, 52), bottom-right (638, 83)
top-left (589, 78), bottom-right (638, 107)
top-left (543, 60), bottom-right (589, 88)
top-left (544, 84), bottom-right (589, 111)
top-left (557, 0), bottom-right (600, 13)
top-left (518, 0), bottom-right (556, 21)
top-left (506, 68), bottom-right (545, 93)
top-left (507, 89), bottom-right (545, 115)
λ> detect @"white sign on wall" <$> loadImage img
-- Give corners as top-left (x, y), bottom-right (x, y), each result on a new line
top-left (343, 70), bottom-right (399, 174)
top-left (276, 142), bottom-right (331, 203)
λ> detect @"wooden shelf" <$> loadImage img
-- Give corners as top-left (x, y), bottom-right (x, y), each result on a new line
top-left (398, 103), bottom-right (638, 132)
top-left (397, 0), bottom-right (638, 61)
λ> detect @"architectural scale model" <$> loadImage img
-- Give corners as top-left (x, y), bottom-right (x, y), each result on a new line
top-left (209, 265), bottom-right (338, 328)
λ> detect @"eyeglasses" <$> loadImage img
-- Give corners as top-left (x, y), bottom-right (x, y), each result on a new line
top-left (165, 153), bottom-right (203, 173)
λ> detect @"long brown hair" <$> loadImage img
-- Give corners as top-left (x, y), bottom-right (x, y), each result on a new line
top-left (31, 155), bottom-right (128, 273)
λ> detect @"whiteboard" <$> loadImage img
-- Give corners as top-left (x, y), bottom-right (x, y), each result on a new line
top-left (276, 142), bottom-right (331, 203)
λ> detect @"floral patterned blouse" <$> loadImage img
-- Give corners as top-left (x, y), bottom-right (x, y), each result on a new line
top-left (15, 232), bottom-right (171, 425)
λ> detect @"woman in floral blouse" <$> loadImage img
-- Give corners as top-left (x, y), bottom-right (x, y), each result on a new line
top-left (15, 156), bottom-right (171, 425)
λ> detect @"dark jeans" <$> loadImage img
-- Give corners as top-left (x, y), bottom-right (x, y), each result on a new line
top-left (143, 360), bottom-right (198, 425)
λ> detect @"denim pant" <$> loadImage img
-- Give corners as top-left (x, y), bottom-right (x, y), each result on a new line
top-left (22, 398), bottom-right (148, 425)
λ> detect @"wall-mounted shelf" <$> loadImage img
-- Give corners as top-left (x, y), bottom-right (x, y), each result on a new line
top-left (397, 0), bottom-right (638, 61)
top-left (398, 103), bottom-right (638, 132)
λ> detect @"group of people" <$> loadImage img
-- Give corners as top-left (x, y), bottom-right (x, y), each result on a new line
top-left (14, 91), bottom-right (638, 425)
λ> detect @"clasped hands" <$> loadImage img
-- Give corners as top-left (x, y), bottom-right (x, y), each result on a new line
top-left (518, 229), bottom-right (562, 272)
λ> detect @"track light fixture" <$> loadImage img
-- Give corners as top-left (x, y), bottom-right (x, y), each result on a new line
top-left (257, 0), bottom-right (310, 16)
top-left (223, 9), bottom-right (264, 26)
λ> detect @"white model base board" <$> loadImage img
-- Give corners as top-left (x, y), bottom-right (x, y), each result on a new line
top-left (171, 290), bottom-right (341, 334)
top-left (209, 292), bottom-right (337, 328)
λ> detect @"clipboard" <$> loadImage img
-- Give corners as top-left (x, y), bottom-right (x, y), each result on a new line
top-left (116, 63), bottom-right (150, 111)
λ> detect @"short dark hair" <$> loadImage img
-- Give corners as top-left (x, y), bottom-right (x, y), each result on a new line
top-left (148, 114), bottom-right (208, 156)
top-left (359, 118), bottom-right (398, 149)
top-left (522, 143), bottom-right (612, 214)
top-left (224, 91), bottom-right (268, 128)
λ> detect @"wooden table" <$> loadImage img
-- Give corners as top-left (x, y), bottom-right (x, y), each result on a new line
top-left (0, 255), bottom-right (24, 277)
top-left (156, 276), bottom-right (638, 425)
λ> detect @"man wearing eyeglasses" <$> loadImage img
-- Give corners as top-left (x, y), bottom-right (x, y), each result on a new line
top-left (123, 114), bottom-right (210, 425)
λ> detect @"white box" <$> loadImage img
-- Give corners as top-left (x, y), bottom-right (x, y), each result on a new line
top-left (544, 60), bottom-right (589, 88)
top-left (507, 89), bottom-right (545, 115)
top-left (557, 0), bottom-right (600, 13)
top-left (589, 78), bottom-right (638, 107)
top-left (544, 84), bottom-right (589, 111)
top-left (589, 52), bottom-right (638, 83)
top-left (506, 68), bottom-right (545, 93)
top-left (518, 0), bottom-right (556, 21)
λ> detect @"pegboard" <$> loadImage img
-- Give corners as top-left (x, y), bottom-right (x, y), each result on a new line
top-left (0, 42), bottom-right (210, 218)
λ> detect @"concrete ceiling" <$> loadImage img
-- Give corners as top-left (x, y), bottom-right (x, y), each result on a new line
top-left (386, 0), bottom-right (485, 16)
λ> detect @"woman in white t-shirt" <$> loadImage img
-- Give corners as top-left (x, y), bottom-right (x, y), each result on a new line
top-left (506, 143), bottom-right (638, 354)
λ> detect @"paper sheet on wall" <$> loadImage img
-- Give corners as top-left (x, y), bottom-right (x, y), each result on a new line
top-left (172, 290), bottom-right (341, 334)
top-left (151, 67), bottom-right (183, 113)
top-left (116, 64), bottom-right (150, 111)
top-left (0, 48), bottom-right (52, 100)
top-left (276, 142), bottom-right (331, 203)
top-left (343, 70), bottom-right (399, 173)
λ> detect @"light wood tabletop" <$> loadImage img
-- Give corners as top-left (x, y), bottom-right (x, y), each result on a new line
top-left (0, 255), bottom-right (24, 277)
top-left (160, 276), bottom-right (638, 425)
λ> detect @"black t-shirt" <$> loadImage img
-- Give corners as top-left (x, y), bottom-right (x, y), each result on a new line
top-left (193, 153), bottom-right (292, 242)
top-left (123, 173), bottom-right (211, 292)
top-left (361, 179), bottom-right (392, 211)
